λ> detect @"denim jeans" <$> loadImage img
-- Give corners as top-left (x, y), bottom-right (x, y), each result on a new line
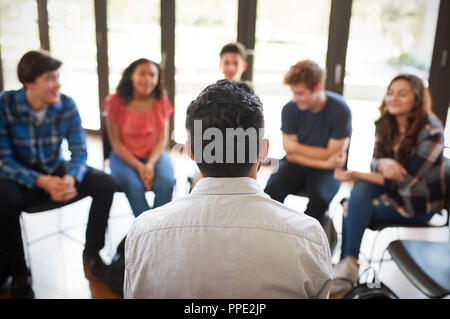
top-left (341, 180), bottom-right (435, 259)
top-left (264, 159), bottom-right (341, 222)
top-left (109, 150), bottom-right (175, 217)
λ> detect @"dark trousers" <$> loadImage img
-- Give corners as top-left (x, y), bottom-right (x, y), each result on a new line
top-left (0, 165), bottom-right (116, 276)
top-left (264, 159), bottom-right (341, 221)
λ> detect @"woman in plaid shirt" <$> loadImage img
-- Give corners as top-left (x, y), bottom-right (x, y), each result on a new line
top-left (330, 74), bottom-right (445, 295)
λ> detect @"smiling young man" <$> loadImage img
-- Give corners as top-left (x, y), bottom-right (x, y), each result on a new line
top-left (264, 60), bottom-right (352, 228)
top-left (0, 50), bottom-right (116, 298)
top-left (219, 42), bottom-right (248, 82)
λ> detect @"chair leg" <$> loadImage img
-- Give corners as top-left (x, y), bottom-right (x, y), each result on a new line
top-left (367, 229), bottom-right (382, 265)
top-left (19, 214), bottom-right (32, 270)
top-left (105, 226), bottom-right (115, 260)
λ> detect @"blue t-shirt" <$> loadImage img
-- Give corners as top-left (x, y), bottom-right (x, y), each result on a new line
top-left (281, 91), bottom-right (352, 147)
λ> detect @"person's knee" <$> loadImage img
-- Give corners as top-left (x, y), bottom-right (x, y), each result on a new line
top-left (121, 176), bottom-right (146, 196)
top-left (0, 182), bottom-right (24, 213)
top-left (83, 170), bottom-right (117, 196)
top-left (264, 177), bottom-right (283, 195)
top-left (351, 180), bottom-right (376, 198)
top-left (153, 175), bottom-right (175, 195)
top-left (100, 173), bottom-right (118, 194)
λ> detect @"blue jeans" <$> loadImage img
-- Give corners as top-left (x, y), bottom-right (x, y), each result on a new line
top-left (109, 150), bottom-right (175, 217)
top-left (341, 180), bottom-right (435, 259)
top-left (264, 159), bottom-right (341, 221)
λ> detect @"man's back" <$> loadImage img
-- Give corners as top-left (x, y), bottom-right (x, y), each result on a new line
top-left (124, 177), bottom-right (332, 298)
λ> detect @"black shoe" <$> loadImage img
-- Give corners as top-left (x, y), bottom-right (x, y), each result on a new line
top-left (82, 251), bottom-right (107, 281)
top-left (11, 273), bottom-right (34, 299)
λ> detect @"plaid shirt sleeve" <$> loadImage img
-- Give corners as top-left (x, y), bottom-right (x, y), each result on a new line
top-left (0, 99), bottom-right (41, 188)
top-left (384, 128), bottom-right (444, 192)
top-left (64, 97), bottom-right (88, 183)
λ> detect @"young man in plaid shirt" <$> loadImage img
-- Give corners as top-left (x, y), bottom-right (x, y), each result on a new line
top-left (0, 50), bottom-right (116, 298)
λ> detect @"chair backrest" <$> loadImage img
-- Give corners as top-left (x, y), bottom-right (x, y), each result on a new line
top-left (101, 111), bottom-right (112, 162)
top-left (444, 157), bottom-right (450, 212)
top-left (445, 157), bottom-right (450, 240)
top-left (387, 239), bottom-right (450, 298)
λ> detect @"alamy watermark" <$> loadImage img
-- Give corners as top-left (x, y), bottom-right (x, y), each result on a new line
top-left (171, 120), bottom-right (280, 172)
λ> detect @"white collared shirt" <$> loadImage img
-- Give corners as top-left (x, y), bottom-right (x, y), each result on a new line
top-left (124, 177), bottom-right (332, 299)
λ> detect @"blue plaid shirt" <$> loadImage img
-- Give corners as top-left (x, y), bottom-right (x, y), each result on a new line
top-left (0, 88), bottom-right (88, 188)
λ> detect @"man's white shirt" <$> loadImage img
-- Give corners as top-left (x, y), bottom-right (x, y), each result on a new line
top-left (124, 177), bottom-right (332, 298)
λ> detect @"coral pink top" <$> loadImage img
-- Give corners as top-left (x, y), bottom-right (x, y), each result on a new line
top-left (103, 93), bottom-right (173, 159)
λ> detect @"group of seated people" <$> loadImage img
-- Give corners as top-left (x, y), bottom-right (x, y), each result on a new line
top-left (0, 42), bottom-right (446, 299)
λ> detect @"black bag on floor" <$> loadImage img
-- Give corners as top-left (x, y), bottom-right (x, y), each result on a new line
top-left (342, 267), bottom-right (398, 299)
top-left (343, 281), bottom-right (398, 299)
top-left (103, 236), bottom-right (126, 297)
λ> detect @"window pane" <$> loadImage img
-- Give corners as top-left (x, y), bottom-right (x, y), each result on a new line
top-left (0, 0), bottom-right (39, 90)
top-left (344, 0), bottom-right (440, 172)
top-left (48, 0), bottom-right (100, 130)
top-left (107, 0), bottom-right (161, 94)
top-left (254, 0), bottom-right (332, 159)
top-left (174, 0), bottom-right (238, 144)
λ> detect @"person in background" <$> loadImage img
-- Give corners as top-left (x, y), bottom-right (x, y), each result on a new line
top-left (103, 58), bottom-right (175, 217)
top-left (219, 41), bottom-right (248, 82)
top-left (0, 50), bottom-right (115, 299)
top-left (124, 79), bottom-right (332, 299)
top-left (264, 60), bottom-right (352, 244)
top-left (188, 42), bottom-right (249, 191)
top-left (331, 74), bottom-right (445, 295)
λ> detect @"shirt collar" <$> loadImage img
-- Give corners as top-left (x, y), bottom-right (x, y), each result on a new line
top-left (190, 177), bottom-right (264, 196)
top-left (16, 87), bottom-right (63, 116)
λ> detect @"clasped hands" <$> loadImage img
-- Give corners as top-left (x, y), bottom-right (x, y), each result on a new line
top-left (136, 162), bottom-right (155, 191)
top-left (334, 158), bottom-right (407, 182)
top-left (40, 175), bottom-right (78, 202)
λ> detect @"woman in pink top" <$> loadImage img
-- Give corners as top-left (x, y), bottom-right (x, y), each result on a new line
top-left (104, 58), bottom-right (175, 217)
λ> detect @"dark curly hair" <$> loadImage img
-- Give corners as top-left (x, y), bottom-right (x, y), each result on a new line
top-left (116, 58), bottom-right (163, 103)
top-left (374, 74), bottom-right (432, 167)
top-left (186, 79), bottom-right (265, 177)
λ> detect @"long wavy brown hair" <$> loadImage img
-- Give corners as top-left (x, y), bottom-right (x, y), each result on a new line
top-left (374, 74), bottom-right (432, 167)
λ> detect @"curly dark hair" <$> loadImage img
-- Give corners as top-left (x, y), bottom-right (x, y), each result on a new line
top-left (374, 74), bottom-right (432, 167)
top-left (116, 58), bottom-right (163, 103)
top-left (186, 79), bottom-right (265, 177)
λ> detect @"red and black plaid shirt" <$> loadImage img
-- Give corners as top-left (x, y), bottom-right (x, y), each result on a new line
top-left (371, 115), bottom-right (445, 218)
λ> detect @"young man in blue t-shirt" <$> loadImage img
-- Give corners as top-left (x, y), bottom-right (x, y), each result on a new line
top-left (264, 60), bottom-right (352, 224)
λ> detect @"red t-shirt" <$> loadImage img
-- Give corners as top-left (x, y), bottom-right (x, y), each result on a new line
top-left (103, 93), bottom-right (173, 159)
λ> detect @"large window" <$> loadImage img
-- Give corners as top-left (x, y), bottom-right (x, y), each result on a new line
top-left (173, 0), bottom-right (238, 144)
top-left (48, 0), bottom-right (100, 130)
top-left (0, 1), bottom-right (447, 156)
top-left (0, 0), bottom-right (39, 91)
top-left (107, 0), bottom-right (161, 94)
top-left (344, 0), bottom-right (441, 171)
top-left (253, 0), bottom-right (332, 159)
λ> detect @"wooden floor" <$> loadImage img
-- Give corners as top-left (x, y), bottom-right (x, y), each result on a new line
top-left (1, 135), bottom-right (448, 299)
